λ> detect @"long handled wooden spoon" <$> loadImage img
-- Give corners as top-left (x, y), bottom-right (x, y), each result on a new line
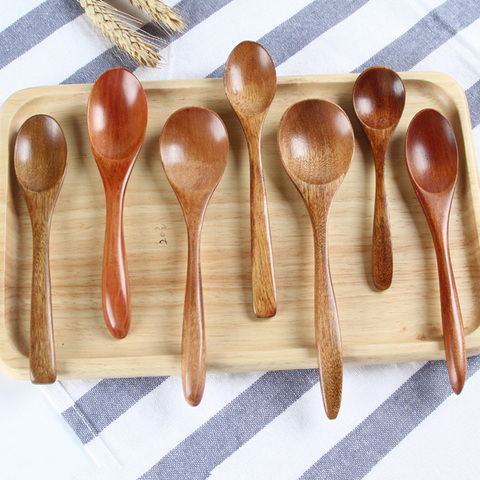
top-left (159, 107), bottom-right (229, 406)
top-left (278, 99), bottom-right (354, 419)
top-left (353, 66), bottom-right (405, 290)
top-left (87, 67), bottom-right (148, 339)
top-left (14, 114), bottom-right (67, 384)
top-left (405, 108), bottom-right (466, 394)
top-left (224, 40), bottom-right (277, 318)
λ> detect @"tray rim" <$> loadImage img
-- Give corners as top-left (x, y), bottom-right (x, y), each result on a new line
top-left (1, 71), bottom-right (480, 380)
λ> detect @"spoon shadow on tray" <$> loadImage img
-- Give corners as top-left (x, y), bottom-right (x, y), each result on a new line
top-left (278, 99), bottom-right (355, 419)
top-left (14, 114), bottom-right (67, 384)
top-left (159, 106), bottom-right (229, 406)
top-left (405, 108), bottom-right (467, 394)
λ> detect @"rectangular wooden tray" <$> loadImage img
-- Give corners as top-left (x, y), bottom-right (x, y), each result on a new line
top-left (1, 72), bottom-right (480, 380)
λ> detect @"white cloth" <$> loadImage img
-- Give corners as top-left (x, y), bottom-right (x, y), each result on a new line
top-left (2, 0), bottom-right (480, 478)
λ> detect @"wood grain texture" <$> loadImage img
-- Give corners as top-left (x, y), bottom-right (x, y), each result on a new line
top-left (13, 114), bottom-right (67, 384)
top-left (159, 107), bottom-right (229, 406)
top-left (0, 72), bottom-right (479, 381)
top-left (224, 41), bottom-right (277, 318)
top-left (87, 68), bottom-right (148, 339)
top-left (353, 66), bottom-right (406, 291)
top-left (278, 99), bottom-right (354, 419)
top-left (405, 108), bottom-right (467, 394)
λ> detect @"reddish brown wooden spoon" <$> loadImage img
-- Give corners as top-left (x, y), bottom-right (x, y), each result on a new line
top-left (159, 107), bottom-right (229, 406)
top-left (14, 114), bottom-right (67, 384)
top-left (405, 108), bottom-right (466, 394)
top-left (278, 99), bottom-right (354, 419)
top-left (224, 40), bottom-right (277, 318)
top-left (353, 66), bottom-right (405, 290)
top-left (87, 68), bottom-right (148, 339)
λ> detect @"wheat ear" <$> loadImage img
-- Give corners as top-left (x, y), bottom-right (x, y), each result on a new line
top-left (79, 0), bottom-right (163, 68)
top-left (127, 0), bottom-right (185, 33)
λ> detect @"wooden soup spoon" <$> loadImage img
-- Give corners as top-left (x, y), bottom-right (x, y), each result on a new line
top-left (87, 67), bottom-right (148, 339)
top-left (277, 99), bottom-right (354, 419)
top-left (353, 66), bottom-right (405, 290)
top-left (14, 114), bottom-right (67, 384)
top-left (159, 107), bottom-right (229, 406)
top-left (405, 108), bottom-right (466, 394)
top-left (224, 40), bottom-right (277, 318)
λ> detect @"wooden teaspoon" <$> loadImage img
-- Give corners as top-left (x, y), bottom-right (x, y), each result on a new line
top-left (14, 114), bottom-right (67, 384)
top-left (159, 107), bottom-right (229, 406)
top-left (224, 40), bottom-right (277, 318)
top-left (405, 108), bottom-right (466, 394)
top-left (87, 68), bottom-right (148, 339)
top-left (353, 66), bottom-right (405, 290)
top-left (278, 99), bottom-right (354, 419)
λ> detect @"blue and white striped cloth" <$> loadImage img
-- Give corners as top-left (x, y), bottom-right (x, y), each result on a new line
top-left (2, 1), bottom-right (480, 478)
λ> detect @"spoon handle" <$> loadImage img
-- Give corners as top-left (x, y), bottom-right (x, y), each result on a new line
top-left (312, 213), bottom-right (343, 419)
top-left (103, 189), bottom-right (131, 339)
top-left (182, 224), bottom-right (206, 406)
top-left (372, 161), bottom-right (393, 290)
top-left (30, 212), bottom-right (56, 384)
top-left (432, 224), bottom-right (467, 394)
top-left (247, 128), bottom-right (277, 318)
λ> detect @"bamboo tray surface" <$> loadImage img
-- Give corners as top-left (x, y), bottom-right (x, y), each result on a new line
top-left (1, 72), bottom-right (480, 380)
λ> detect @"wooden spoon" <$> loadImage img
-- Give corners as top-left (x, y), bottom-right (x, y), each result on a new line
top-left (224, 40), bottom-right (277, 318)
top-left (353, 66), bottom-right (405, 290)
top-left (87, 67), bottom-right (148, 339)
top-left (405, 108), bottom-right (466, 394)
top-left (14, 114), bottom-right (67, 384)
top-left (159, 107), bottom-right (229, 406)
top-left (277, 99), bottom-right (354, 419)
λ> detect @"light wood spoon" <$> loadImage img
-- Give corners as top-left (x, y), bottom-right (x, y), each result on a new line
top-left (353, 66), bottom-right (405, 290)
top-left (14, 114), bottom-right (67, 384)
top-left (278, 99), bottom-right (354, 419)
top-left (405, 108), bottom-right (466, 394)
top-left (224, 40), bottom-right (277, 318)
top-left (159, 106), bottom-right (229, 406)
top-left (87, 67), bottom-right (148, 339)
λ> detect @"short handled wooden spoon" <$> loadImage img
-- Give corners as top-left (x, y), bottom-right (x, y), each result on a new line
top-left (278, 99), bottom-right (354, 419)
top-left (353, 66), bottom-right (405, 290)
top-left (14, 114), bottom-right (67, 384)
top-left (159, 107), bottom-right (229, 406)
top-left (87, 67), bottom-right (148, 339)
top-left (405, 108), bottom-right (466, 394)
top-left (224, 40), bottom-right (277, 318)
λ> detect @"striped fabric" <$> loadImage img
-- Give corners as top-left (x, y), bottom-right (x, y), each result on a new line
top-left (2, 0), bottom-right (480, 478)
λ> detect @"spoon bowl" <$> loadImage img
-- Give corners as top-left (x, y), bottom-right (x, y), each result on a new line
top-left (224, 41), bottom-right (277, 318)
top-left (87, 67), bottom-right (147, 339)
top-left (160, 106), bottom-right (229, 406)
top-left (224, 41), bottom-right (276, 116)
top-left (353, 66), bottom-right (405, 130)
top-left (405, 108), bottom-right (466, 394)
top-left (14, 114), bottom-right (67, 384)
top-left (353, 66), bottom-right (405, 290)
top-left (278, 99), bottom-right (354, 419)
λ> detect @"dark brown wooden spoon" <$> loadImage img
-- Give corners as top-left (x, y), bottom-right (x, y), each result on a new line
top-left (405, 108), bottom-right (466, 394)
top-left (87, 67), bottom-right (148, 339)
top-left (353, 66), bottom-right (405, 290)
top-left (159, 107), bottom-right (229, 406)
top-left (278, 99), bottom-right (354, 419)
top-left (14, 114), bottom-right (67, 384)
top-left (224, 40), bottom-right (277, 318)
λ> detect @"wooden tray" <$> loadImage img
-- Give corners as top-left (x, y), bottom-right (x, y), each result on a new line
top-left (1, 72), bottom-right (480, 380)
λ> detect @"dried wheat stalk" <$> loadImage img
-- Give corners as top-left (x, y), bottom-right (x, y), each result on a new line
top-left (78, 0), bottom-right (184, 68)
top-left (127, 0), bottom-right (185, 33)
